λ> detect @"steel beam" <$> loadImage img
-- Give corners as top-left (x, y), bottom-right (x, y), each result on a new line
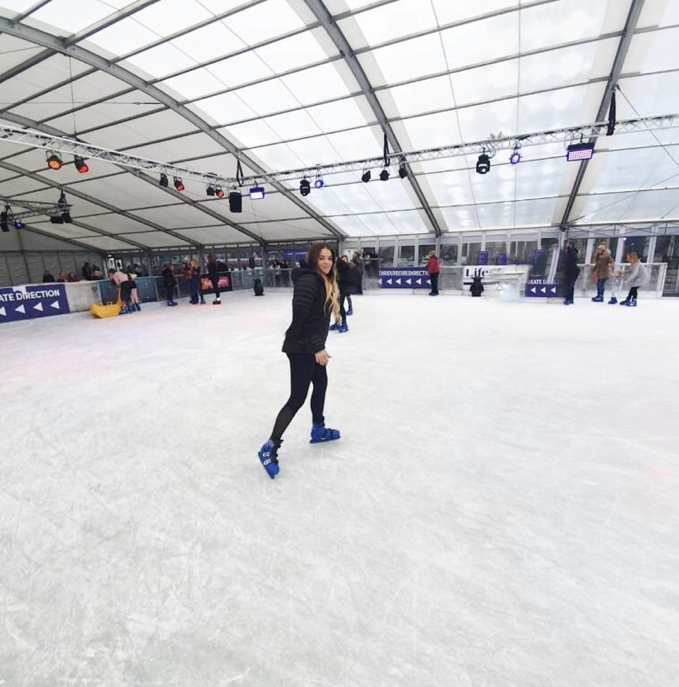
top-left (560, 0), bottom-right (647, 230)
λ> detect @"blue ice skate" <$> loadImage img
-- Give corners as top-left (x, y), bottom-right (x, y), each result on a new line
top-left (338, 321), bottom-right (349, 333)
top-left (347, 306), bottom-right (353, 316)
top-left (591, 295), bottom-right (603, 302)
top-left (329, 322), bottom-right (340, 331)
top-left (310, 423), bottom-right (340, 444)
top-left (608, 297), bottom-right (617, 304)
top-left (258, 439), bottom-right (281, 479)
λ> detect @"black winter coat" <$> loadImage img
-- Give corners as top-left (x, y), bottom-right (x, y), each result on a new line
top-left (564, 247), bottom-right (580, 277)
top-left (162, 267), bottom-right (176, 286)
top-left (336, 259), bottom-right (352, 294)
top-left (282, 268), bottom-right (331, 354)
top-left (207, 261), bottom-right (218, 279)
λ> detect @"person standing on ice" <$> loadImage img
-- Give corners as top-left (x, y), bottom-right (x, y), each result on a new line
top-left (258, 243), bottom-right (342, 479)
top-left (591, 243), bottom-right (614, 302)
top-left (619, 252), bottom-right (649, 307)
top-left (426, 250), bottom-right (440, 296)
top-left (562, 240), bottom-right (580, 305)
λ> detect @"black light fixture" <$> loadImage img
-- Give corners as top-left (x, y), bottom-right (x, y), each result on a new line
top-left (46, 152), bottom-right (63, 170)
top-left (300, 178), bottom-right (311, 196)
top-left (206, 185), bottom-right (216, 197)
top-left (379, 168), bottom-right (390, 181)
top-left (1, 207), bottom-right (9, 232)
top-left (61, 210), bottom-right (73, 224)
top-left (74, 156), bottom-right (89, 173)
top-left (398, 157), bottom-right (408, 179)
top-left (50, 215), bottom-right (64, 224)
top-left (476, 152), bottom-right (491, 175)
top-left (361, 170), bottom-right (371, 183)
top-left (215, 186), bottom-right (225, 198)
top-left (174, 176), bottom-right (185, 191)
top-left (159, 173), bottom-right (169, 187)
top-left (229, 191), bottom-right (242, 212)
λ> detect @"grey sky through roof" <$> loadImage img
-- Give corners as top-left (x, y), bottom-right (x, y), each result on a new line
top-left (1, 0), bottom-right (679, 251)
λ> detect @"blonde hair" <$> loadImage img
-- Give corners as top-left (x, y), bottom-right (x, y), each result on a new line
top-left (307, 243), bottom-right (340, 322)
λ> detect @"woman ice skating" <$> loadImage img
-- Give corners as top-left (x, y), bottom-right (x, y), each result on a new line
top-left (426, 250), bottom-right (440, 296)
top-left (258, 243), bottom-right (342, 479)
top-left (207, 254), bottom-right (221, 305)
top-left (562, 241), bottom-right (580, 305)
top-left (330, 255), bottom-right (351, 333)
top-left (620, 252), bottom-right (649, 307)
top-left (591, 243), bottom-right (614, 302)
top-left (189, 258), bottom-right (205, 305)
top-left (162, 262), bottom-right (177, 306)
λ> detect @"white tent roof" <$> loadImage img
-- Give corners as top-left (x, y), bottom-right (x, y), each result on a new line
top-left (0, 0), bottom-right (678, 250)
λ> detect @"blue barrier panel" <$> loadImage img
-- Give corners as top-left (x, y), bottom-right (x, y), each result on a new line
top-left (379, 267), bottom-right (431, 289)
top-left (0, 284), bottom-right (70, 323)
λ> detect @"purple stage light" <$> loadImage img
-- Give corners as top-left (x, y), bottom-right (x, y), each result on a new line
top-left (566, 142), bottom-right (594, 162)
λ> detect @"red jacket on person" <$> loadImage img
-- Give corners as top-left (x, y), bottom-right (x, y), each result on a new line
top-left (426, 256), bottom-right (440, 275)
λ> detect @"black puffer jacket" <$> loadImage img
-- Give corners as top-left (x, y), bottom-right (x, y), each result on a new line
top-left (282, 268), bottom-right (331, 354)
top-left (564, 246), bottom-right (580, 277)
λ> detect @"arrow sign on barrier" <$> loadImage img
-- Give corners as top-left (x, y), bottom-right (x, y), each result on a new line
top-left (395, 278), bottom-right (401, 285)
top-left (51, 301), bottom-right (61, 309)
top-left (0, 306), bottom-right (5, 317)
top-left (34, 302), bottom-right (43, 312)
top-left (405, 278), bottom-right (411, 285)
top-left (16, 304), bottom-right (25, 314)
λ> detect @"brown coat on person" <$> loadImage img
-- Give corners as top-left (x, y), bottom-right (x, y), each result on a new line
top-left (592, 248), bottom-right (614, 279)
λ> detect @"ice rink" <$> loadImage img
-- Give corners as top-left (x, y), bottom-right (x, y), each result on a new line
top-left (1, 291), bottom-right (678, 687)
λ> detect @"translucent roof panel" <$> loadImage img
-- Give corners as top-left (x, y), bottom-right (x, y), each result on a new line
top-left (29, 0), bottom-right (125, 35)
top-left (219, 0), bottom-right (307, 45)
top-left (255, 30), bottom-right (334, 73)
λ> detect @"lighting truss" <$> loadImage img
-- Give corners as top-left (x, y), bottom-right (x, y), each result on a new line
top-left (0, 197), bottom-right (72, 220)
top-left (1, 113), bottom-right (678, 188)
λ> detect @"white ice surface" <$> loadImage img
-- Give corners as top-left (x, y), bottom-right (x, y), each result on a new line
top-left (1, 291), bottom-right (678, 686)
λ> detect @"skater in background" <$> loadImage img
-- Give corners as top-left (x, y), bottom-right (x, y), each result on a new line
top-left (127, 269), bottom-right (141, 312)
top-left (188, 258), bottom-right (205, 305)
top-left (330, 255), bottom-right (351, 333)
top-left (110, 267), bottom-right (133, 313)
top-left (620, 252), bottom-right (649, 307)
top-left (42, 270), bottom-right (55, 283)
top-left (207, 254), bottom-right (221, 305)
top-left (426, 250), bottom-right (440, 296)
top-left (352, 251), bottom-right (363, 295)
top-left (470, 275), bottom-right (484, 297)
top-left (162, 262), bottom-right (177, 306)
top-left (591, 243), bottom-right (614, 302)
top-left (562, 240), bottom-right (580, 305)
top-left (257, 243), bottom-right (342, 479)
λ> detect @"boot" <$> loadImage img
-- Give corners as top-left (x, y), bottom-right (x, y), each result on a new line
top-left (346, 306), bottom-right (353, 316)
top-left (213, 298), bottom-right (221, 305)
top-left (338, 321), bottom-right (349, 333)
top-left (135, 303), bottom-right (141, 311)
top-left (310, 423), bottom-right (340, 444)
top-left (591, 295), bottom-right (603, 302)
top-left (258, 438), bottom-right (282, 479)
top-left (608, 297), bottom-right (617, 304)
top-left (329, 322), bottom-right (339, 331)
top-left (630, 298), bottom-right (637, 307)
top-left (619, 299), bottom-right (630, 306)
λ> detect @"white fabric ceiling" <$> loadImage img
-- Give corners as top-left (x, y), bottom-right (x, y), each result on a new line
top-left (0, 0), bottom-right (678, 251)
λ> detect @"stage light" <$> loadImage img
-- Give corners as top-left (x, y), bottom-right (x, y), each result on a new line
top-left (229, 191), bottom-right (242, 212)
top-left (566, 142), bottom-right (594, 161)
top-left (14, 218), bottom-right (24, 229)
top-left (74, 156), bottom-right (89, 173)
top-left (476, 153), bottom-right (491, 175)
top-left (159, 173), bottom-right (169, 187)
top-left (206, 185), bottom-right (216, 197)
top-left (58, 190), bottom-right (68, 208)
top-left (300, 178), bottom-right (311, 196)
top-left (361, 170), bottom-right (371, 183)
top-left (250, 186), bottom-right (265, 200)
top-left (314, 173), bottom-right (324, 189)
top-left (379, 168), bottom-right (390, 181)
top-left (61, 211), bottom-right (73, 224)
top-left (509, 149), bottom-right (521, 165)
top-left (50, 215), bottom-right (64, 224)
top-left (174, 176), bottom-right (185, 191)
top-left (46, 153), bottom-right (63, 170)
top-left (215, 186), bottom-right (225, 198)
top-left (398, 158), bottom-right (408, 178)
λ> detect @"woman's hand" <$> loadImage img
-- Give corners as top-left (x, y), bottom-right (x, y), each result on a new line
top-left (315, 349), bottom-right (331, 366)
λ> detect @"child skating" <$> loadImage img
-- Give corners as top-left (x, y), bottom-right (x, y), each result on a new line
top-left (258, 243), bottom-right (342, 479)
top-left (619, 252), bottom-right (649, 306)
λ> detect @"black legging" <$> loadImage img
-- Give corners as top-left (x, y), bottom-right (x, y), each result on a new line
top-left (339, 289), bottom-right (349, 323)
top-left (564, 270), bottom-right (579, 301)
top-left (627, 286), bottom-right (639, 301)
top-left (271, 353), bottom-right (327, 441)
top-left (430, 272), bottom-right (439, 294)
top-left (211, 276), bottom-right (220, 299)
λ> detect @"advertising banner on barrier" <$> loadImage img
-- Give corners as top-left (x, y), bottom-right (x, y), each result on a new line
top-left (0, 285), bottom-right (70, 324)
top-left (200, 272), bottom-right (233, 294)
top-left (379, 267), bottom-right (431, 289)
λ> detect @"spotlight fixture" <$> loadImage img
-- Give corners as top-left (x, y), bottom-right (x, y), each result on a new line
top-left (250, 186), bottom-right (265, 200)
top-left (300, 178), bottom-right (311, 197)
top-left (159, 173), bottom-right (169, 187)
top-left (14, 218), bottom-right (24, 229)
top-left (58, 190), bottom-right (68, 208)
top-left (476, 153), bottom-right (491, 175)
top-left (61, 210), bottom-right (73, 224)
top-left (566, 142), bottom-right (594, 162)
top-left (361, 170), bottom-right (371, 183)
top-left (379, 168), bottom-right (390, 181)
top-left (174, 176), bottom-right (185, 191)
top-left (314, 173), bottom-right (324, 189)
top-left (398, 158), bottom-right (408, 179)
top-left (215, 186), bottom-right (225, 198)
top-left (509, 148), bottom-right (521, 165)
top-left (50, 215), bottom-right (64, 224)
top-left (46, 153), bottom-right (63, 170)
top-left (74, 156), bottom-right (89, 173)
top-left (206, 185), bottom-right (216, 197)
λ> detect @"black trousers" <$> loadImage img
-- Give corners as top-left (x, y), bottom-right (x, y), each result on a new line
top-left (339, 289), bottom-right (349, 323)
top-left (430, 272), bottom-right (439, 294)
top-left (564, 272), bottom-right (579, 301)
top-left (165, 284), bottom-right (175, 302)
top-left (627, 286), bottom-right (639, 300)
top-left (271, 353), bottom-right (328, 441)
top-left (211, 277), bottom-right (220, 299)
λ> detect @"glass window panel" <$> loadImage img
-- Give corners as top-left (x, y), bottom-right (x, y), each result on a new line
top-left (191, 91), bottom-right (257, 125)
top-left (31, 0), bottom-right (116, 34)
top-left (206, 51), bottom-right (274, 88)
top-left (398, 244), bottom-right (415, 266)
top-left (255, 31), bottom-right (332, 72)
top-left (363, 34), bottom-right (447, 86)
top-left (221, 0), bottom-right (306, 45)
top-left (171, 22), bottom-right (246, 63)
top-left (345, 0), bottom-right (438, 46)
top-left (234, 78), bottom-right (301, 115)
top-left (305, 97), bottom-right (369, 132)
top-left (87, 17), bottom-right (159, 55)
top-left (125, 43), bottom-right (197, 79)
top-left (159, 69), bottom-right (225, 100)
top-left (281, 63), bottom-right (353, 105)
